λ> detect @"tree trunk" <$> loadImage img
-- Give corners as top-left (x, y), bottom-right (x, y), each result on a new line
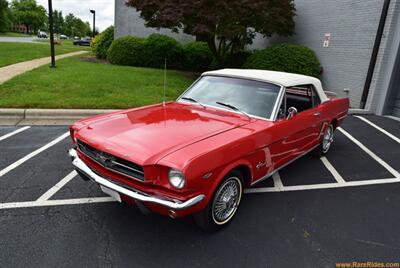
top-left (206, 35), bottom-right (220, 62)
top-left (206, 34), bottom-right (246, 66)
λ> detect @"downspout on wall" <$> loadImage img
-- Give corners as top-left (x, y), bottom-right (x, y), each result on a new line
top-left (360, 0), bottom-right (391, 109)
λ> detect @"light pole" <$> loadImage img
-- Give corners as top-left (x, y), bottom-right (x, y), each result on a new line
top-left (90, 10), bottom-right (96, 37)
top-left (48, 0), bottom-right (56, 68)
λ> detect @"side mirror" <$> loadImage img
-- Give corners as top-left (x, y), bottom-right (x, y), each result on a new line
top-left (287, 107), bottom-right (298, 120)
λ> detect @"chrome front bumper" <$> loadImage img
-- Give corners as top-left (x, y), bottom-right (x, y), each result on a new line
top-left (68, 149), bottom-right (205, 210)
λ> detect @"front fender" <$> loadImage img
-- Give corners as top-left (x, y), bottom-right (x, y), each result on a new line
top-left (202, 159), bottom-right (253, 205)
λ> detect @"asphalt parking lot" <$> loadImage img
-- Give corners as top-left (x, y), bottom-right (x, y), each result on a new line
top-left (0, 115), bottom-right (399, 268)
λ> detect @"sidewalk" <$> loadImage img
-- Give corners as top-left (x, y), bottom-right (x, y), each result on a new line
top-left (0, 108), bottom-right (118, 125)
top-left (0, 51), bottom-right (87, 85)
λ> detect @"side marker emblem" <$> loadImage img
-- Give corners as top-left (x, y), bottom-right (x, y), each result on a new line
top-left (202, 172), bottom-right (213, 179)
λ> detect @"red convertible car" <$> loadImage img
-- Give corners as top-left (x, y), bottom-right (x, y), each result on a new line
top-left (69, 69), bottom-right (349, 230)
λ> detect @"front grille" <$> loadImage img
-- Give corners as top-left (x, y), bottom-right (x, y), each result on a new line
top-left (77, 139), bottom-right (145, 181)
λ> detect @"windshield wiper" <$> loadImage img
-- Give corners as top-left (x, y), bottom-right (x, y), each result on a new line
top-left (181, 97), bottom-right (206, 108)
top-left (216, 101), bottom-right (251, 121)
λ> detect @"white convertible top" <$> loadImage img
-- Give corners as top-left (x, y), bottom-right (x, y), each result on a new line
top-left (202, 69), bottom-right (329, 103)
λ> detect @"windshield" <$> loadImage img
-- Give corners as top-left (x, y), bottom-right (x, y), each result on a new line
top-left (179, 76), bottom-right (281, 119)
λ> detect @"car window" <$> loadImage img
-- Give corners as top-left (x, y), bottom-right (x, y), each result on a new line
top-left (180, 76), bottom-right (281, 119)
top-left (311, 85), bottom-right (321, 107)
top-left (277, 92), bottom-right (287, 119)
top-left (285, 85), bottom-right (320, 114)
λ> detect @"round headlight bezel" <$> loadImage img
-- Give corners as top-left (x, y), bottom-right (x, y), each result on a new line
top-left (70, 128), bottom-right (77, 143)
top-left (168, 169), bottom-right (186, 189)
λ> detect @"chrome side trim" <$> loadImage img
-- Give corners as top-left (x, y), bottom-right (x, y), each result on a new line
top-left (250, 144), bottom-right (319, 186)
top-left (69, 149), bottom-right (205, 210)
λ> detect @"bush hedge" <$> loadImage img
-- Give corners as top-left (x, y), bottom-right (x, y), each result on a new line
top-left (210, 50), bottom-right (253, 70)
top-left (107, 36), bottom-right (146, 66)
top-left (107, 35), bottom-right (319, 76)
top-left (243, 44), bottom-right (321, 77)
top-left (183, 41), bottom-right (212, 72)
top-left (142, 33), bottom-right (183, 69)
top-left (94, 26), bottom-right (114, 59)
top-left (107, 34), bottom-right (212, 72)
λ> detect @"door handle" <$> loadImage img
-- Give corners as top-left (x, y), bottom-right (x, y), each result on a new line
top-left (314, 112), bottom-right (321, 117)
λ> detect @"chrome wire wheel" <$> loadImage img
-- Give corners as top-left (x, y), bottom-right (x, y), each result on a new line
top-left (322, 125), bottom-right (334, 153)
top-left (211, 177), bottom-right (242, 225)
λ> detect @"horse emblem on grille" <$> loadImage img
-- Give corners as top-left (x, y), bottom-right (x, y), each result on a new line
top-left (96, 152), bottom-right (116, 168)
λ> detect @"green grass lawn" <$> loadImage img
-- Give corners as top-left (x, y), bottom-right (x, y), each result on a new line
top-left (0, 41), bottom-right (90, 67)
top-left (0, 32), bottom-right (30, 37)
top-left (0, 55), bottom-right (195, 109)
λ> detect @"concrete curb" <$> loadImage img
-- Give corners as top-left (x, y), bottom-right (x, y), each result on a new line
top-left (348, 108), bottom-right (373, 115)
top-left (0, 108), bottom-right (118, 125)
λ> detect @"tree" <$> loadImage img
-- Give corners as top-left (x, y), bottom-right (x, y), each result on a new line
top-left (53, 10), bottom-right (65, 34)
top-left (11, 0), bottom-right (47, 33)
top-left (63, 13), bottom-right (91, 37)
top-left (126, 0), bottom-right (296, 64)
top-left (64, 13), bottom-right (75, 36)
top-left (0, 0), bottom-right (12, 33)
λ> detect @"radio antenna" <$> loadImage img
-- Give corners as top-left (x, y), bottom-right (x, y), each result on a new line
top-left (163, 58), bottom-right (167, 106)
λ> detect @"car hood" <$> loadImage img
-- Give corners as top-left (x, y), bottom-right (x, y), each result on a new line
top-left (75, 102), bottom-right (251, 165)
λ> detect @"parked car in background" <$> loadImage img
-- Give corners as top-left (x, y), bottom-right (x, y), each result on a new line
top-left (73, 37), bottom-right (91, 46)
top-left (68, 70), bottom-right (349, 230)
top-left (60, 34), bottom-right (67, 39)
top-left (37, 31), bottom-right (48, 38)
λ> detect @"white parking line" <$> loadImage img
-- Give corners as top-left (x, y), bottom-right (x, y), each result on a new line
top-left (338, 127), bottom-right (400, 179)
top-left (2, 176), bottom-right (399, 209)
top-left (0, 126), bottom-right (30, 142)
top-left (0, 197), bottom-right (115, 210)
top-left (354, 116), bottom-right (400, 143)
top-left (245, 177), bottom-right (400, 194)
top-left (385, 115), bottom-right (400, 123)
top-left (2, 176), bottom-right (400, 210)
top-left (0, 132), bottom-right (70, 178)
top-left (272, 172), bottom-right (284, 191)
top-left (320, 156), bottom-right (346, 184)
top-left (36, 171), bottom-right (77, 202)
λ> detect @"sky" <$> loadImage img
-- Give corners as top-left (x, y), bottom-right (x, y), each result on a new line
top-left (35, 0), bottom-right (115, 31)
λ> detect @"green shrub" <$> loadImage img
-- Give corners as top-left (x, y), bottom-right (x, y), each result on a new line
top-left (183, 42), bottom-right (212, 72)
top-left (225, 50), bottom-right (253, 68)
top-left (95, 26), bottom-right (114, 59)
top-left (243, 44), bottom-right (321, 77)
top-left (90, 34), bottom-right (101, 53)
top-left (107, 36), bottom-right (146, 66)
top-left (143, 34), bottom-right (183, 69)
top-left (210, 50), bottom-right (253, 70)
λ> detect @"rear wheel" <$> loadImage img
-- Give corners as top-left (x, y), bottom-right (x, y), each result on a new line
top-left (315, 124), bottom-right (334, 156)
top-left (194, 170), bottom-right (243, 231)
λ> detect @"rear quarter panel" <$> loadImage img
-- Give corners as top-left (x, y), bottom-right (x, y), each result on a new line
top-left (321, 97), bottom-right (350, 128)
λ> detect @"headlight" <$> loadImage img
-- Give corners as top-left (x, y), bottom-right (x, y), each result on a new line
top-left (168, 169), bottom-right (186, 189)
top-left (70, 128), bottom-right (77, 143)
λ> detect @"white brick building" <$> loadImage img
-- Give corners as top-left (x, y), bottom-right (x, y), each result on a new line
top-left (114, 0), bottom-right (400, 117)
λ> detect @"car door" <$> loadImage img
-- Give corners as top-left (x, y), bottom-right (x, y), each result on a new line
top-left (309, 85), bottom-right (325, 145)
top-left (268, 85), bottom-right (321, 170)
